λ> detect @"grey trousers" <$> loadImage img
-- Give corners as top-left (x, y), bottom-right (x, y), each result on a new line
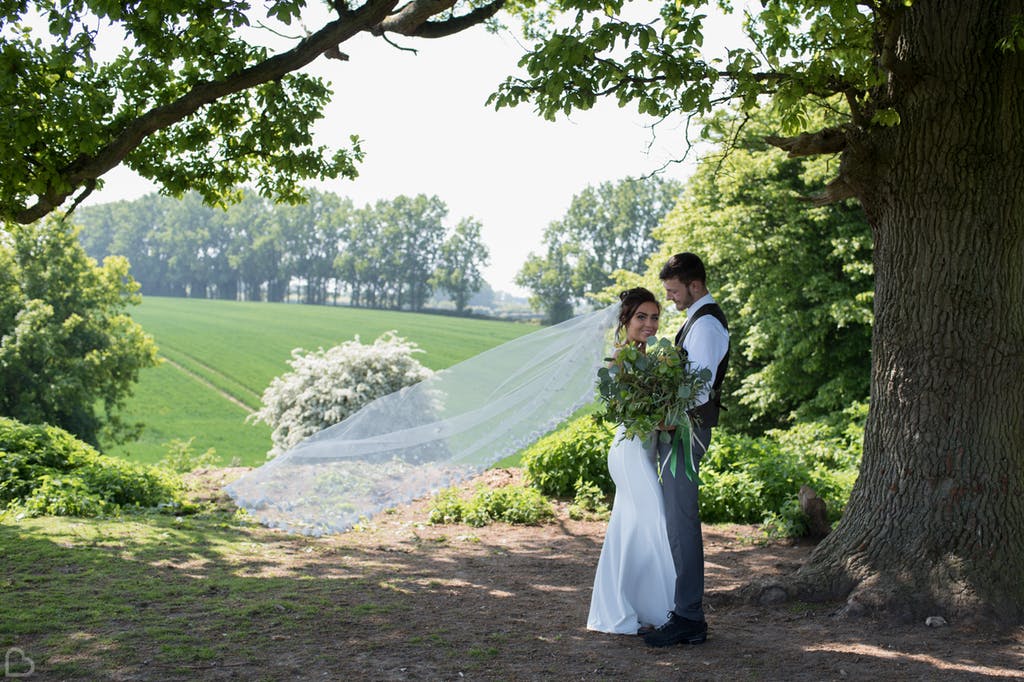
top-left (657, 425), bottom-right (711, 622)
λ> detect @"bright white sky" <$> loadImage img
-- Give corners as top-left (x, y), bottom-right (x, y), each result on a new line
top-left (81, 5), bottom-right (746, 294)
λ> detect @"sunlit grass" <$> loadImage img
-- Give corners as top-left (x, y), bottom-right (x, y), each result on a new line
top-left (110, 360), bottom-right (271, 466)
top-left (110, 297), bottom-right (537, 466)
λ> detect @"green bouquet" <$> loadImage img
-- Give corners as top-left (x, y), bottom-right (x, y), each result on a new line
top-left (596, 336), bottom-right (711, 483)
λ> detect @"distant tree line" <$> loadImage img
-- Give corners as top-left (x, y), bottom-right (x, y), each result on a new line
top-left (76, 190), bottom-right (490, 313)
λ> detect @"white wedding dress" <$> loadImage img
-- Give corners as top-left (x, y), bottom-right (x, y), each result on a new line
top-left (587, 426), bottom-right (677, 634)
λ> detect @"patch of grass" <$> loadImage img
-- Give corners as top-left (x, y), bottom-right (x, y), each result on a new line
top-left (130, 296), bottom-right (535, 384)
top-left (107, 360), bottom-right (271, 466)
top-left (377, 579), bottom-right (414, 594)
top-left (350, 602), bottom-right (389, 615)
top-left (427, 632), bottom-right (454, 649)
top-left (786, 600), bottom-right (828, 615)
top-left (0, 502), bottom-right (432, 679)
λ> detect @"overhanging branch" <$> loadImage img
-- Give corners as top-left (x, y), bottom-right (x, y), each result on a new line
top-left (15, 0), bottom-right (404, 224)
top-left (372, 0), bottom-right (458, 34)
top-left (766, 125), bottom-right (859, 206)
top-left (408, 0), bottom-right (505, 38)
top-left (765, 125), bottom-right (851, 157)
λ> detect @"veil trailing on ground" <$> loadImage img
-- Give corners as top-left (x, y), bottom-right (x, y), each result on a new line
top-left (225, 303), bottom-right (620, 536)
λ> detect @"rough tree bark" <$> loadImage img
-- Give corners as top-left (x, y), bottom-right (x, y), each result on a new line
top-left (759, 0), bottom-right (1024, 623)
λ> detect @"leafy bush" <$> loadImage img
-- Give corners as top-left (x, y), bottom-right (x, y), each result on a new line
top-left (515, 403), bottom-right (863, 537)
top-left (761, 499), bottom-right (810, 539)
top-left (0, 417), bottom-right (181, 518)
top-left (568, 479), bottom-right (611, 521)
top-left (700, 433), bottom-right (789, 524)
top-left (0, 217), bottom-right (159, 447)
top-left (19, 476), bottom-right (108, 517)
top-left (252, 331), bottom-right (433, 458)
top-left (522, 416), bottom-right (614, 497)
top-left (700, 406), bottom-right (863, 535)
top-left (428, 484), bottom-right (554, 527)
top-left (427, 487), bottom-right (465, 525)
top-left (157, 437), bottom-right (218, 473)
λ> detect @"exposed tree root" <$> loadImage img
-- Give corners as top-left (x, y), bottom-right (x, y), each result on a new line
top-left (737, 556), bottom-right (1023, 627)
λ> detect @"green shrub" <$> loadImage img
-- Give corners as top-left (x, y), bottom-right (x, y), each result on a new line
top-left (509, 404), bottom-right (863, 538)
top-left (568, 479), bottom-right (611, 521)
top-left (0, 417), bottom-right (182, 517)
top-left (698, 440), bottom-right (769, 524)
top-left (158, 437), bottom-right (218, 473)
top-left (700, 408), bottom-right (862, 536)
top-left (428, 483), bottom-right (554, 527)
top-left (20, 475), bottom-right (108, 517)
top-left (761, 499), bottom-right (809, 539)
top-left (522, 416), bottom-right (614, 497)
top-left (427, 487), bottom-right (465, 525)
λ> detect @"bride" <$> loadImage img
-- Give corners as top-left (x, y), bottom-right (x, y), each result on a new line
top-left (586, 287), bottom-right (676, 635)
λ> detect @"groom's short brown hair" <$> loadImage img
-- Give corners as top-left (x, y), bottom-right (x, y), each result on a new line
top-left (659, 252), bottom-right (706, 284)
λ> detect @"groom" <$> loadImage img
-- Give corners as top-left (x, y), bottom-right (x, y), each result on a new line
top-left (645, 252), bottom-right (730, 648)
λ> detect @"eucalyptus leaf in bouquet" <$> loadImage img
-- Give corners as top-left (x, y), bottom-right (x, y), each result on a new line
top-left (596, 336), bottom-right (712, 482)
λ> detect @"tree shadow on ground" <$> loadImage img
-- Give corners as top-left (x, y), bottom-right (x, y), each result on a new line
top-left (1, 493), bottom-right (1022, 681)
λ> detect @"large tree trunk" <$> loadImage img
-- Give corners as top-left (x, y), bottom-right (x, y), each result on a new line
top-left (769, 1), bottom-right (1024, 623)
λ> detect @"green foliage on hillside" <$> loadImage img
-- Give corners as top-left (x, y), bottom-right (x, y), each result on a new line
top-left (0, 417), bottom-right (182, 518)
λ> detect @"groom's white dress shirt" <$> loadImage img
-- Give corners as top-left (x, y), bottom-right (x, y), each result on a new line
top-left (682, 293), bottom-right (730, 408)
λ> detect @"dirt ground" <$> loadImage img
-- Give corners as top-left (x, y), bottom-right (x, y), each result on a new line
top-left (177, 467), bottom-right (1024, 681)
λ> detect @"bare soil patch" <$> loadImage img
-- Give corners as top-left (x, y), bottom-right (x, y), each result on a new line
top-left (149, 469), bottom-right (1024, 679)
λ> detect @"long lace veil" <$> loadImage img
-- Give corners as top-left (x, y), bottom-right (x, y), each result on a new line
top-left (225, 303), bottom-right (620, 535)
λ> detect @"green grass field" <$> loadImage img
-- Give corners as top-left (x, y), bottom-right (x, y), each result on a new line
top-left (110, 297), bottom-right (538, 466)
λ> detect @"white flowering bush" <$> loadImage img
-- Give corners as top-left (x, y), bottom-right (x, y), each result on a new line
top-left (252, 331), bottom-right (432, 458)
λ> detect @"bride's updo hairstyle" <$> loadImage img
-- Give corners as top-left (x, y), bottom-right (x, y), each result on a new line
top-left (616, 287), bottom-right (659, 343)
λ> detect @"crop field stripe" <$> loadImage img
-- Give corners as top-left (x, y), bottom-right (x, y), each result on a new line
top-left (157, 343), bottom-right (264, 410)
top-left (161, 356), bottom-right (255, 415)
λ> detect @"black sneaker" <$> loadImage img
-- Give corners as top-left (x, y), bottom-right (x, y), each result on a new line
top-left (642, 612), bottom-right (708, 647)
